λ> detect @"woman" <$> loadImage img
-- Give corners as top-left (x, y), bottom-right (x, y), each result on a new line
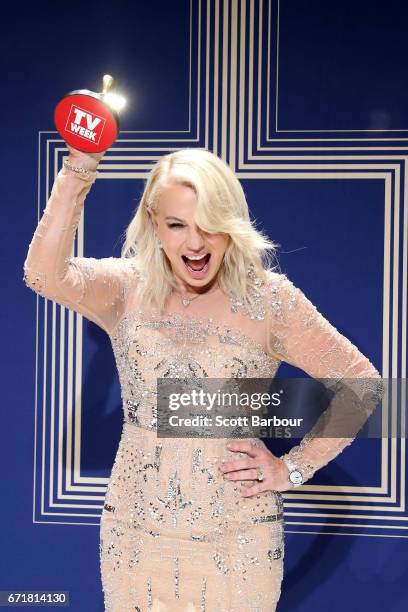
top-left (23, 145), bottom-right (383, 611)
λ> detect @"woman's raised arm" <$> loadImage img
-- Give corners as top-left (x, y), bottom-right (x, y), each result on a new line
top-left (23, 147), bottom-right (138, 336)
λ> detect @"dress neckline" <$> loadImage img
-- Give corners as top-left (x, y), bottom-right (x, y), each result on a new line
top-left (110, 308), bottom-right (279, 365)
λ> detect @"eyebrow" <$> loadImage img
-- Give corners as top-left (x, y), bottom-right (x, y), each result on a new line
top-left (165, 216), bottom-right (186, 222)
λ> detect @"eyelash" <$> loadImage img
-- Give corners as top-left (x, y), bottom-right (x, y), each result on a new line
top-left (168, 223), bottom-right (184, 228)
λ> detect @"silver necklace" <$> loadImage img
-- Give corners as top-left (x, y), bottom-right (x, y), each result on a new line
top-left (175, 285), bottom-right (220, 307)
top-left (180, 294), bottom-right (200, 307)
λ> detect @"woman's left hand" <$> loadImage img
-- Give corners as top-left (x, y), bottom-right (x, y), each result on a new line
top-left (218, 439), bottom-right (293, 495)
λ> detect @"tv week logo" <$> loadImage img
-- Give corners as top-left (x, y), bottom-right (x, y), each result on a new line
top-left (65, 105), bottom-right (105, 145)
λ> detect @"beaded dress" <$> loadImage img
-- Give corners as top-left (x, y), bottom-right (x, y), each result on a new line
top-left (23, 164), bottom-right (383, 612)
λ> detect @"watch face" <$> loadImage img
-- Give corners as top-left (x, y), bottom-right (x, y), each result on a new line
top-left (289, 470), bottom-right (303, 485)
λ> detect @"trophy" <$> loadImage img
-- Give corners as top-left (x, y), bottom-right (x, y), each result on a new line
top-left (54, 74), bottom-right (126, 153)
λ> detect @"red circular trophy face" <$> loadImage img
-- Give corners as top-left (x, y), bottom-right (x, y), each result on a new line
top-left (54, 90), bottom-right (119, 153)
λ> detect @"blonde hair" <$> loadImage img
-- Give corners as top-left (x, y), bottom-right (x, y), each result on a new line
top-left (121, 147), bottom-right (281, 313)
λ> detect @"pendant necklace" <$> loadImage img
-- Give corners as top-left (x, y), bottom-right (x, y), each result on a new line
top-left (175, 284), bottom-right (220, 307)
top-left (180, 294), bottom-right (200, 307)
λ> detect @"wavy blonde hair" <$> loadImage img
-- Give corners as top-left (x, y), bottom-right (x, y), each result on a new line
top-left (121, 147), bottom-right (281, 313)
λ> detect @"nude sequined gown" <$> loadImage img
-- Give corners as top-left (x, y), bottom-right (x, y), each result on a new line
top-left (23, 163), bottom-right (384, 611)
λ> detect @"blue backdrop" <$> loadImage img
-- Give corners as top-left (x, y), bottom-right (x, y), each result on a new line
top-left (2, 0), bottom-right (407, 610)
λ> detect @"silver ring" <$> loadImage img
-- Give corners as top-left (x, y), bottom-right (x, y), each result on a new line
top-left (256, 466), bottom-right (265, 481)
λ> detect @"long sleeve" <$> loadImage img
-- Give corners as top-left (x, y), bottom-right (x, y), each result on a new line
top-left (264, 272), bottom-right (385, 485)
top-left (23, 163), bottom-right (139, 336)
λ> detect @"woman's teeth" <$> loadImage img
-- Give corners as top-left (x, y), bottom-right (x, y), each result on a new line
top-left (182, 254), bottom-right (211, 276)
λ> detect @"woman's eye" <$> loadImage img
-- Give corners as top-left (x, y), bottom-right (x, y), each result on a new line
top-left (168, 223), bottom-right (184, 228)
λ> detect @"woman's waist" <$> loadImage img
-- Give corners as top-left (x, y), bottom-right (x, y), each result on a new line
top-left (108, 423), bottom-right (284, 531)
top-left (121, 420), bottom-right (260, 455)
top-left (119, 422), bottom-right (277, 491)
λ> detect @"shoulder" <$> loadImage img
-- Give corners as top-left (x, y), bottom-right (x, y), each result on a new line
top-left (70, 256), bottom-right (141, 287)
top-left (262, 269), bottom-right (293, 301)
top-left (115, 257), bottom-right (142, 292)
top-left (118, 257), bottom-right (141, 277)
top-left (262, 269), bottom-right (311, 320)
top-left (101, 257), bottom-right (142, 303)
top-left (70, 255), bottom-right (136, 272)
top-left (263, 269), bottom-right (288, 287)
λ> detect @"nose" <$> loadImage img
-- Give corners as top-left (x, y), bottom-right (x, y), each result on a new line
top-left (186, 227), bottom-right (205, 251)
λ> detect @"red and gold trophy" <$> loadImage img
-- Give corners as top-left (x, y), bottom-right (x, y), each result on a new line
top-left (54, 74), bottom-right (126, 153)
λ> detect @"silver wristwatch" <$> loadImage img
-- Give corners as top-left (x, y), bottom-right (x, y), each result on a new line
top-left (282, 456), bottom-right (304, 487)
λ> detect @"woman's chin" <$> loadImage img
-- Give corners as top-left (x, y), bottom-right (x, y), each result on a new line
top-left (173, 264), bottom-right (219, 288)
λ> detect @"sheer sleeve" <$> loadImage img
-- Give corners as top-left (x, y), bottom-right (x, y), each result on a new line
top-left (264, 272), bottom-right (385, 486)
top-left (23, 163), bottom-right (139, 336)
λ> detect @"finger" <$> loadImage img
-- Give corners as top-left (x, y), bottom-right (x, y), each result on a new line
top-left (226, 440), bottom-right (259, 459)
top-left (66, 143), bottom-right (106, 162)
top-left (66, 144), bottom-right (86, 156)
top-left (240, 482), bottom-right (267, 497)
top-left (248, 438), bottom-right (267, 450)
top-left (219, 459), bottom-right (257, 474)
top-left (223, 468), bottom-right (261, 481)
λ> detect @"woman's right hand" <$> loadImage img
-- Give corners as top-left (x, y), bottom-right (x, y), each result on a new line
top-left (66, 143), bottom-right (107, 172)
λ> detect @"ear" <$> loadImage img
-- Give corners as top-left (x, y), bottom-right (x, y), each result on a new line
top-left (147, 207), bottom-right (158, 230)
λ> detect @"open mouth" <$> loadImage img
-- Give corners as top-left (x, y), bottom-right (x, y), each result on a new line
top-left (182, 253), bottom-right (211, 276)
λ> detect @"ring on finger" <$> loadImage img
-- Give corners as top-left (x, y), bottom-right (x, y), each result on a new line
top-left (256, 466), bottom-right (265, 481)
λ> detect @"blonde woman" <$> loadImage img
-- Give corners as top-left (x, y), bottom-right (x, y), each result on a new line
top-left (24, 146), bottom-right (383, 611)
